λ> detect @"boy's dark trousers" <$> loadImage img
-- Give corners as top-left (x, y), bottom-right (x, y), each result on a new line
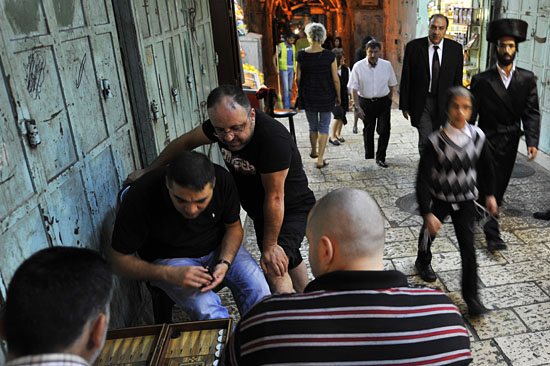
top-left (417, 198), bottom-right (478, 300)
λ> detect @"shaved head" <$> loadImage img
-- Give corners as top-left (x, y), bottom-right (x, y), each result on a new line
top-left (307, 188), bottom-right (385, 274)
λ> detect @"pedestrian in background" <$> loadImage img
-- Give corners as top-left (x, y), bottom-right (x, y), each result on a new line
top-left (349, 40), bottom-right (397, 167)
top-left (296, 22), bottom-right (340, 169)
top-left (329, 49), bottom-right (349, 146)
top-left (273, 33), bottom-right (297, 109)
top-left (352, 35), bottom-right (373, 134)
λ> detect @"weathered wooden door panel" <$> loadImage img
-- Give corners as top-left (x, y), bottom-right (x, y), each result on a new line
top-left (0, 209), bottom-right (50, 297)
top-left (0, 59), bottom-right (34, 222)
top-left (61, 37), bottom-right (109, 154)
top-left (0, 0), bottom-right (140, 330)
top-left (10, 46), bottom-right (78, 181)
top-left (45, 171), bottom-right (97, 249)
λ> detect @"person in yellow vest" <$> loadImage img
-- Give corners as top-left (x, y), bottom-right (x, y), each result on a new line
top-left (273, 33), bottom-right (297, 109)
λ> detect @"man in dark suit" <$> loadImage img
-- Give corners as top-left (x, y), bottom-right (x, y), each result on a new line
top-left (399, 14), bottom-right (463, 154)
top-left (471, 18), bottom-right (540, 251)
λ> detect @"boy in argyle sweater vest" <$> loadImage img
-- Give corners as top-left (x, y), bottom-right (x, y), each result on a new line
top-left (415, 86), bottom-right (497, 316)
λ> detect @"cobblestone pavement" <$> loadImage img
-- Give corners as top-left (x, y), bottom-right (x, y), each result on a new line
top-left (198, 108), bottom-right (550, 365)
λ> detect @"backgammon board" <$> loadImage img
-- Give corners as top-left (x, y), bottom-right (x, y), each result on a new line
top-left (93, 319), bottom-right (231, 366)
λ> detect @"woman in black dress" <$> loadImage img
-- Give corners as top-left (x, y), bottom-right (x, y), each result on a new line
top-left (296, 22), bottom-right (340, 169)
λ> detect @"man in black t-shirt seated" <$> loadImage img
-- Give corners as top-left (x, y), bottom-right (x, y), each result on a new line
top-left (126, 85), bottom-right (316, 294)
top-left (109, 151), bottom-right (270, 320)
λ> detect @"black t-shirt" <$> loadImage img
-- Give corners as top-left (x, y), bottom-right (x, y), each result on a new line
top-left (111, 165), bottom-right (240, 262)
top-left (202, 110), bottom-right (314, 220)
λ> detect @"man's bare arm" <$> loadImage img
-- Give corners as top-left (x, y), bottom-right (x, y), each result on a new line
top-left (126, 124), bottom-right (213, 183)
top-left (202, 219), bottom-right (243, 292)
top-left (108, 247), bottom-right (212, 289)
top-left (259, 169), bottom-right (289, 276)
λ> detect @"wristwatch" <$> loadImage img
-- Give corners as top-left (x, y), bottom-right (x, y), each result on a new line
top-left (216, 259), bottom-right (231, 270)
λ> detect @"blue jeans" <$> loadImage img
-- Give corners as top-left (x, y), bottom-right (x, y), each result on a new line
top-left (305, 110), bottom-right (332, 134)
top-left (280, 68), bottom-right (294, 109)
top-left (151, 246), bottom-right (270, 320)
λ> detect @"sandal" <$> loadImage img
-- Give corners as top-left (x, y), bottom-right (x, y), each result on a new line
top-left (310, 152), bottom-right (319, 158)
top-left (337, 137), bottom-right (345, 143)
top-left (316, 160), bottom-right (329, 169)
top-left (328, 138), bottom-right (340, 146)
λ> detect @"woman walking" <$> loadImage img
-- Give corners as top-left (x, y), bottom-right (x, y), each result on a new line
top-left (296, 22), bottom-right (340, 169)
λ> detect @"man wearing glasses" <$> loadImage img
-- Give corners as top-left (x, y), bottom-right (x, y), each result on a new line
top-left (127, 85), bottom-right (315, 294)
top-left (470, 19), bottom-right (540, 251)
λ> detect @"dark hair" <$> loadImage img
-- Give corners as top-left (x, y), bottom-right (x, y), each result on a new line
top-left (444, 86), bottom-right (474, 112)
top-left (206, 84), bottom-right (251, 110)
top-left (166, 151), bottom-right (215, 191)
top-left (429, 14), bottom-right (449, 28)
top-left (332, 48), bottom-right (344, 65)
top-left (361, 35), bottom-right (374, 48)
top-left (4, 247), bottom-right (114, 356)
top-left (334, 36), bottom-right (343, 48)
top-left (366, 40), bottom-right (382, 50)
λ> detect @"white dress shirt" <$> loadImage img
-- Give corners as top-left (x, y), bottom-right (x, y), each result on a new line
top-left (428, 38), bottom-right (444, 93)
top-left (443, 121), bottom-right (472, 147)
top-left (347, 58), bottom-right (397, 99)
top-left (496, 61), bottom-right (516, 89)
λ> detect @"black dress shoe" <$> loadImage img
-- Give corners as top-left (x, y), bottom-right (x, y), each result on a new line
top-left (415, 261), bottom-right (436, 282)
top-left (487, 237), bottom-right (507, 251)
top-left (376, 160), bottom-right (388, 168)
top-left (533, 210), bottom-right (550, 220)
top-left (465, 297), bottom-right (489, 316)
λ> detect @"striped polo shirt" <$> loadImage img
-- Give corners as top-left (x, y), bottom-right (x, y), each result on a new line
top-left (225, 270), bottom-right (472, 365)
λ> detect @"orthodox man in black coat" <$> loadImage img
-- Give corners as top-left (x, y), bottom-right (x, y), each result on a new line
top-left (399, 14), bottom-right (463, 154)
top-left (470, 18), bottom-right (541, 251)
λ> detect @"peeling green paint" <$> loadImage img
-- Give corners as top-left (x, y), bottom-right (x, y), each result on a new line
top-left (5, 0), bottom-right (40, 35)
top-left (52, 0), bottom-right (76, 27)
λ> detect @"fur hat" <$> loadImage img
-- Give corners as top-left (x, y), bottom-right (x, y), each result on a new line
top-left (486, 18), bottom-right (528, 43)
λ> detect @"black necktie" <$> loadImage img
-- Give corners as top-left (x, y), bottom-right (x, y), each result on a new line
top-left (431, 45), bottom-right (440, 94)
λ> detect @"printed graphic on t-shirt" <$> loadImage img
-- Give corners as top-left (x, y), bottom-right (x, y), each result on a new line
top-left (221, 148), bottom-right (257, 175)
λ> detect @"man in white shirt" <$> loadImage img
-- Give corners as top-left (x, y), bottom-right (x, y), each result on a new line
top-left (349, 40), bottom-right (397, 167)
top-left (1, 247), bottom-right (113, 366)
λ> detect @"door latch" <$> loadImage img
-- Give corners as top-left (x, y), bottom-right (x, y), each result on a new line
top-left (21, 119), bottom-right (41, 147)
top-left (151, 100), bottom-right (160, 120)
top-left (101, 79), bottom-right (113, 99)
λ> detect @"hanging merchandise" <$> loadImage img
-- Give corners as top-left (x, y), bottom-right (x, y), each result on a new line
top-left (234, 1), bottom-right (248, 36)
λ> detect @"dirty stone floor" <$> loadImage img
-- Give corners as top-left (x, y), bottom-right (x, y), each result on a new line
top-left (182, 108), bottom-right (550, 366)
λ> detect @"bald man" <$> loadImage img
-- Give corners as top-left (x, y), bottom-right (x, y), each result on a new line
top-left (225, 188), bottom-right (473, 365)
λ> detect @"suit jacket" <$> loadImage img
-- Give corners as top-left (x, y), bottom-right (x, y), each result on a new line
top-left (399, 37), bottom-right (463, 128)
top-left (470, 66), bottom-right (540, 148)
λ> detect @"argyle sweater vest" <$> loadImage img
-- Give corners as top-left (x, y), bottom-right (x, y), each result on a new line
top-left (428, 124), bottom-right (486, 203)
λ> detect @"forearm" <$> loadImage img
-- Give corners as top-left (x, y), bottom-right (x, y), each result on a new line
top-left (218, 223), bottom-right (243, 264)
top-left (352, 89), bottom-right (360, 108)
top-left (108, 247), bottom-right (170, 282)
top-left (262, 194), bottom-right (285, 248)
top-left (149, 135), bottom-right (191, 170)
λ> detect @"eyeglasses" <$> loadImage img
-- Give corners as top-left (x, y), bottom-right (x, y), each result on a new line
top-left (212, 109), bottom-right (252, 138)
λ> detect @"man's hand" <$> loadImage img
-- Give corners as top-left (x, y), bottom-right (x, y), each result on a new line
top-left (485, 196), bottom-right (498, 216)
top-left (201, 263), bottom-right (229, 292)
top-left (424, 213), bottom-right (442, 236)
top-left (355, 107), bottom-right (365, 120)
top-left (260, 244), bottom-right (289, 277)
top-left (527, 146), bottom-right (538, 161)
top-left (402, 110), bottom-right (409, 120)
top-left (124, 168), bottom-right (147, 185)
top-left (336, 96), bottom-right (341, 106)
top-left (166, 265), bottom-right (212, 289)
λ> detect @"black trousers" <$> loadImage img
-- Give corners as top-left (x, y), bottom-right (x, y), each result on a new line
top-left (417, 199), bottom-right (478, 300)
top-left (359, 95), bottom-right (391, 162)
top-left (479, 133), bottom-right (520, 241)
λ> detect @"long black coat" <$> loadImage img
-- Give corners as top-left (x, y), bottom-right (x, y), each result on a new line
top-left (470, 66), bottom-right (540, 204)
top-left (399, 37), bottom-right (463, 128)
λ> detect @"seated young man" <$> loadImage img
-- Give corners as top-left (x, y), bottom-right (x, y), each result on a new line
top-left (109, 151), bottom-right (270, 320)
